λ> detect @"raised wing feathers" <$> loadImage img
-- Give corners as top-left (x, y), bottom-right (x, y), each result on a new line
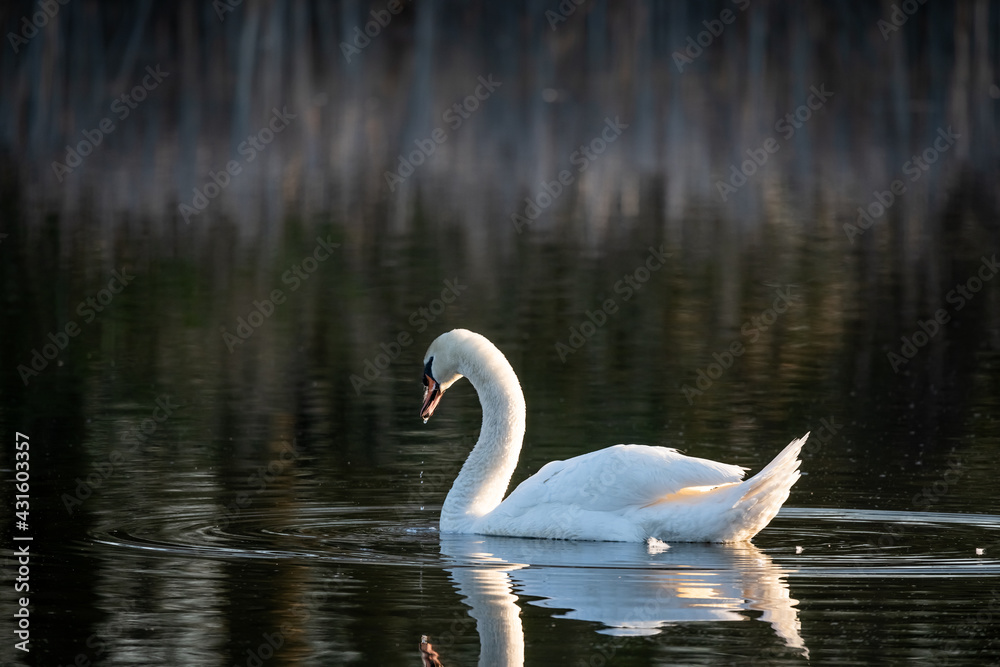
top-left (499, 444), bottom-right (747, 516)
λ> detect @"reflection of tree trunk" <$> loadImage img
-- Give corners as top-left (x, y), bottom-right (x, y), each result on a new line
top-left (949, 1), bottom-right (970, 165)
top-left (178, 0), bottom-right (202, 214)
top-left (231, 2), bottom-right (260, 160)
top-left (392, 0), bottom-right (438, 233)
top-left (5, 1), bottom-right (997, 265)
top-left (970, 0), bottom-right (994, 166)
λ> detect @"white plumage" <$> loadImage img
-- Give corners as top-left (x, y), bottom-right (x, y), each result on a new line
top-left (420, 329), bottom-right (806, 543)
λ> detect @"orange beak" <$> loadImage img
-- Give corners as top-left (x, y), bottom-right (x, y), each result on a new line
top-left (420, 375), bottom-right (443, 422)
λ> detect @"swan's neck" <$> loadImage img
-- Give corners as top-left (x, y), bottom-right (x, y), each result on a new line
top-left (441, 346), bottom-right (526, 533)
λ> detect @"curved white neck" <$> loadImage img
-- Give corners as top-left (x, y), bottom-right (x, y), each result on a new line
top-left (440, 342), bottom-right (526, 533)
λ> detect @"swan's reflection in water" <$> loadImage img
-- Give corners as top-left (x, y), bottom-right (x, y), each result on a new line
top-left (437, 534), bottom-right (807, 665)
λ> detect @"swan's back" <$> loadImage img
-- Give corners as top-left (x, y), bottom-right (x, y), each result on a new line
top-left (502, 445), bottom-right (746, 513)
top-left (475, 437), bottom-right (806, 542)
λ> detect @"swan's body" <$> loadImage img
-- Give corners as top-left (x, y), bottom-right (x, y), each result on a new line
top-left (420, 329), bottom-right (806, 543)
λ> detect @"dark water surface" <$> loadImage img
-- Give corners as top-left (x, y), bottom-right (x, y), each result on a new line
top-left (2, 1), bottom-right (1000, 664)
top-left (2, 211), bottom-right (1000, 665)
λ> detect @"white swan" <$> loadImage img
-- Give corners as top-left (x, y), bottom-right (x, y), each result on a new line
top-left (420, 329), bottom-right (807, 542)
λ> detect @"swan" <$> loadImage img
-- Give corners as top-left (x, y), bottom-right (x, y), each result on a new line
top-left (420, 329), bottom-right (807, 542)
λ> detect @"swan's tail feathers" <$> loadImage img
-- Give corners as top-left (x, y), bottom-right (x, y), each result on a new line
top-left (728, 433), bottom-right (809, 541)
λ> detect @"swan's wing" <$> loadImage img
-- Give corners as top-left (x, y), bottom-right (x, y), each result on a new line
top-left (500, 444), bottom-right (747, 515)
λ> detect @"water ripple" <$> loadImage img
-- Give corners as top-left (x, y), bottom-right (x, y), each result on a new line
top-left (85, 505), bottom-right (1000, 576)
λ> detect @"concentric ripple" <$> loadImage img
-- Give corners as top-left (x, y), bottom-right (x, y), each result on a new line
top-left (88, 502), bottom-right (444, 565)
top-left (86, 504), bottom-right (1000, 574)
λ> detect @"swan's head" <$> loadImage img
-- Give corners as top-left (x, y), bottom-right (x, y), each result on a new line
top-left (419, 329), bottom-right (480, 422)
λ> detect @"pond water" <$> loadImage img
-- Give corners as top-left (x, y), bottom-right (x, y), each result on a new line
top-left (82, 502), bottom-right (1000, 666)
top-left (14, 463), bottom-right (1000, 666)
top-left (3, 2), bottom-right (1000, 663)
top-left (2, 216), bottom-right (999, 665)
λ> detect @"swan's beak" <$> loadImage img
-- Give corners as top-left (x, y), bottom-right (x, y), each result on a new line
top-left (421, 375), bottom-right (443, 423)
